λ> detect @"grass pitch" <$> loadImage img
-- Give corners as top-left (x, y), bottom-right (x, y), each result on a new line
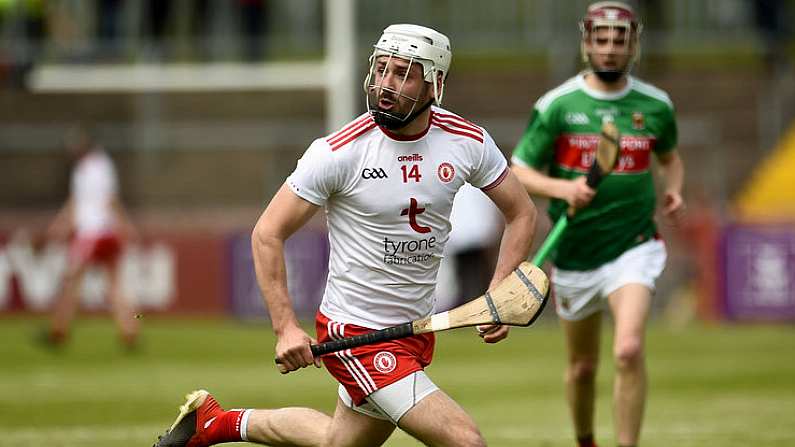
top-left (1, 316), bottom-right (794, 446)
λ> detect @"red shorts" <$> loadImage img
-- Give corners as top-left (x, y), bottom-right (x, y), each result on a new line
top-left (69, 233), bottom-right (123, 266)
top-left (316, 312), bottom-right (435, 405)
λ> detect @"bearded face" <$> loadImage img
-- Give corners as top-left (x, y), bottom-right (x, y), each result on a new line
top-left (583, 25), bottom-right (638, 83)
top-left (365, 55), bottom-right (434, 130)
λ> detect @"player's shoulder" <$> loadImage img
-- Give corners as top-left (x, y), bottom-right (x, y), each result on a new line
top-left (430, 106), bottom-right (485, 144)
top-left (535, 75), bottom-right (583, 113)
top-left (629, 76), bottom-right (674, 110)
top-left (322, 112), bottom-right (378, 152)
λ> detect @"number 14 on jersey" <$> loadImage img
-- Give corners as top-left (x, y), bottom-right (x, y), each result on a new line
top-left (401, 164), bottom-right (422, 183)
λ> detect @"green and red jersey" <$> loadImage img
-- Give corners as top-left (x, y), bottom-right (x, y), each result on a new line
top-left (512, 73), bottom-right (677, 270)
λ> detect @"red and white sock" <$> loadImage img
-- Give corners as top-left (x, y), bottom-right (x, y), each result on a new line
top-left (199, 409), bottom-right (252, 444)
top-left (190, 394), bottom-right (253, 446)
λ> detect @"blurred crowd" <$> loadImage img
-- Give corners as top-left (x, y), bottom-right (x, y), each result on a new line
top-left (1, 0), bottom-right (793, 90)
top-left (0, 0), bottom-right (272, 88)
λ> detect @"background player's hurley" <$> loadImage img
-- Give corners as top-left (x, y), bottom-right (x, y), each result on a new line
top-left (531, 121), bottom-right (620, 267)
top-left (276, 261), bottom-right (548, 372)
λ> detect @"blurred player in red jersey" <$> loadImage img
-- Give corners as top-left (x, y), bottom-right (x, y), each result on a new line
top-left (45, 125), bottom-right (139, 348)
top-left (153, 23), bottom-right (537, 447)
top-left (511, 2), bottom-right (685, 447)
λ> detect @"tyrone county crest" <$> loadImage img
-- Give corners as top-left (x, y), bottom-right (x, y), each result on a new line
top-left (632, 111), bottom-right (645, 130)
top-left (373, 351), bottom-right (397, 374)
top-left (437, 162), bottom-right (455, 183)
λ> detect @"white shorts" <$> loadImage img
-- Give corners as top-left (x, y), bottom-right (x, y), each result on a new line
top-left (338, 370), bottom-right (439, 424)
top-left (553, 239), bottom-right (667, 321)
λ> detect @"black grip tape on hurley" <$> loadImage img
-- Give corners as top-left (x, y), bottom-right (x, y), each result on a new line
top-left (484, 292), bottom-right (502, 325)
top-left (310, 322), bottom-right (414, 357)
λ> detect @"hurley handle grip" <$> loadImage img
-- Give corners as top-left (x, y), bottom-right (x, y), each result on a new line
top-left (585, 164), bottom-right (604, 188)
top-left (310, 322), bottom-right (414, 356)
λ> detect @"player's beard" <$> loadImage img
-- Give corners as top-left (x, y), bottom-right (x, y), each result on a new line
top-left (593, 69), bottom-right (624, 83)
top-left (588, 54), bottom-right (630, 84)
top-left (368, 85), bottom-right (433, 130)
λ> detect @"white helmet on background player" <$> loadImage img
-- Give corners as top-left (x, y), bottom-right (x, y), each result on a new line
top-left (364, 24), bottom-right (452, 129)
top-left (580, 1), bottom-right (643, 82)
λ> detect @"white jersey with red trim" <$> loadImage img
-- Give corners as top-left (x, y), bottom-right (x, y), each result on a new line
top-left (71, 149), bottom-right (119, 237)
top-left (287, 106), bottom-right (508, 329)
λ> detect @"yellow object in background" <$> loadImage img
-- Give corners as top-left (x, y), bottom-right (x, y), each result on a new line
top-left (735, 121), bottom-right (795, 221)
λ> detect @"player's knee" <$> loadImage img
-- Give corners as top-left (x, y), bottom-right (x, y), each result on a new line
top-left (569, 357), bottom-right (598, 383)
top-left (614, 338), bottom-right (644, 370)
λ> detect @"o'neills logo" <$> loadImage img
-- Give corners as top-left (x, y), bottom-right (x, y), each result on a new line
top-left (397, 153), bottom-right (423, 162)
top-left (373, 351), bottom-right (397, 374)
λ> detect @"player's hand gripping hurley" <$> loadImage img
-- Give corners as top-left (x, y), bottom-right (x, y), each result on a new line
top-left (531, 121), bottom-right (621, 266)
top-left (276, 261), bottom-right (549, 373)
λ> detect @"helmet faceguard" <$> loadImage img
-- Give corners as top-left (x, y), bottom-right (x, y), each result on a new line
top-left (579, 1), bottom-right (642, 82)
top-left (364, 24), bottom-right (452, 130)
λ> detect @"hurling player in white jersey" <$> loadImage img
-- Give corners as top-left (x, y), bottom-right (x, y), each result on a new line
top-left (153, 24), bottom-right (538, 447)
top-left (44, 126), bottom-right (139, 348)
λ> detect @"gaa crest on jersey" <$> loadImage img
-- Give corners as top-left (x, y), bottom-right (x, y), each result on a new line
top-left (437, 162), bottom-right (455, 183)
top-left (632, 111), bottom-right (645, 130)
top-left (373, 351), bottom-right (397, 374)
top-left (361, 168), bottom-right (389, 179)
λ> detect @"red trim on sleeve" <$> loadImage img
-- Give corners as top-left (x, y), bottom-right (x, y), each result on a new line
top-left (326, 115), bottom-right (371, 142)
top-left (329, 122), bottom-right (377, 151)
top-left (431, 119), bottom-right (484, 143)
top-left (432, 112), bottom-right (483, 137)
top-left (480, 167), bottom-right (509, 192)
top-left (327, 117), bottom-right (375, 147)
top-left (433, 111), bottom-right (481, 132)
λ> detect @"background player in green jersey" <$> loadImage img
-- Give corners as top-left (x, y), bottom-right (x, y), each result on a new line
top-left (511, 2), bottom-right (685, 447)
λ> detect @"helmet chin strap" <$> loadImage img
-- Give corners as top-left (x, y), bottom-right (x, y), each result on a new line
top-left (371, 97), bottom-right (434, 131)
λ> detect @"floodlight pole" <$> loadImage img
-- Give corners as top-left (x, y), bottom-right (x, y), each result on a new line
top-left (324, 0), bottom-right (357, 133)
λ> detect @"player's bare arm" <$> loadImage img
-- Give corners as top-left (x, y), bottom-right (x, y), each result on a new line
top-left (47, 198), bottom-right (75, 241)
top-left (477, 170), bottom-right (537, 343)
top-left (656, 149), bottom-right (685, 225)
top-left (252, 184), bottom-right (321, 373)
top-left (485, 171), bottom-right (537, 285)
top-left (110, 196), bottom-right (138, 242)
top-left (511, 164), bottom-right (595, 209)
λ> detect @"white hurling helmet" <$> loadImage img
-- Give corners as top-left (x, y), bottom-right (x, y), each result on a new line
top-left (364, 24), bottom-right (452, 129)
